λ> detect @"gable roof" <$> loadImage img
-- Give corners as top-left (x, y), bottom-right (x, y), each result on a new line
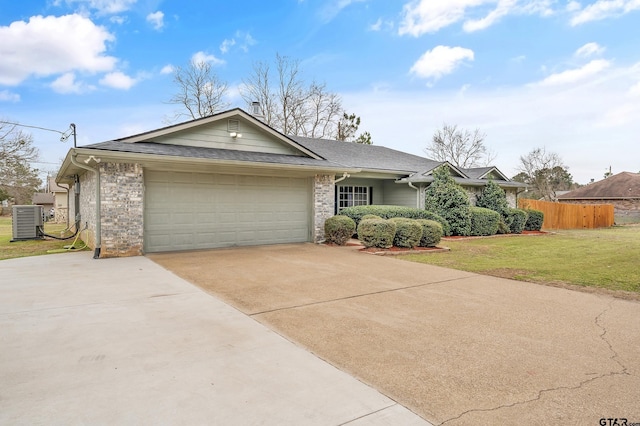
top-left (115, 108), bottom-right (323, 160)
top-left (291, 136), bottom-right (439, 173)
top-left (558, 172), bottom-right (640, 199)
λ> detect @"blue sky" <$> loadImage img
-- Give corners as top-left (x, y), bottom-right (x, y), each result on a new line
top-left (1, 0), bottom-right (639, 184)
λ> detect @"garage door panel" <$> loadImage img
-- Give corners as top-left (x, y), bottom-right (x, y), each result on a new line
top-left (144, 171), bottom-right (310, 252)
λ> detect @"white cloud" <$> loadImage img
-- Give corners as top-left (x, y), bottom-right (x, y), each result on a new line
top-left (537, 59), bottom-right (610, 86)
top-left (110, 15), bottom-right (126, 24)
top-left (319, 0), bottom-right (367, 22)
top-left (629, 81), bottom-right (640, 96)
top-left (399, 0), bottom-right (481, 35)
top-left (570, 0), bottom-right (640, 25)
top-left (399, 0), bottom-right (556, 36)
top-left (0, 14), bottom-right (116, 86)
top-left (146, 11), bottom-right (164, 30)
top-left (463, 0), bottom-right (516, 31)
top-left (99, 71), bottom-right (137, 89)
top-left (0, 90), bottom-right (20, 102)
top-left (566, 1), bottom-right (581, 12)
top-left (575, 42), bottom-right (605, 58)
top-left (220, 38), bottom-right (236, 54)
top-left (56, 0), bottom-right (138, 15)
top-left (369, 18), bottom-right (383, 31)
top-left (410, 45), bottom-right (474, 80)
top-left (160, 64), bottom-right (174, 75)
top-left (51, 72), bottom-right (95, 94)
top-left (191, 51), bottom-right (225, 66)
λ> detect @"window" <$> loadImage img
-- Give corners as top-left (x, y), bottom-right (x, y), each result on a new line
top-left (337, 186), bottom-right (371, 212)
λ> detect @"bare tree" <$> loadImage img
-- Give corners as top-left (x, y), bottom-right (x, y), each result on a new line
top-left (516, 147), bottom-right (571, 201)
top-left (167, 60), bottom-right (229, 121)
top-left (426, 123), bottom-right (496, 168)
top-left (240, 53), bottom-right (370, 142)
top-left (0, 121), bottom-right (41, 204)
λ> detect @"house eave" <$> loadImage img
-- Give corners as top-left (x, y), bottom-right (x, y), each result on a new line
top-left (56, 147), bottom-right (359, 184)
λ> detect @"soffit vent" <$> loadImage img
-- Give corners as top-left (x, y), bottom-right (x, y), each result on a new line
top-left (227, 119), bottom-right (240, 132)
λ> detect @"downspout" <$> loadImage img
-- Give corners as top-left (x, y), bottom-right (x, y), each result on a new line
top-left (69, 152), bottom-right (102, 259)
top-left (408, 182), bottom-right (421, 209)
top-left (334, 172), bottom-right (350, 184)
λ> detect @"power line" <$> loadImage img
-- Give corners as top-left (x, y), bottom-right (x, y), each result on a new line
top-left (0, 120), bottom-right (76, 146)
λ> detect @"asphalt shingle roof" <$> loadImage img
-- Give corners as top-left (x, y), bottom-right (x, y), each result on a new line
top-left (558, 172), bottom-right (640, 199)
top-left (290, 136), bottom-right (440, 172)
top-left (83, 141), bottom-right (344, 168)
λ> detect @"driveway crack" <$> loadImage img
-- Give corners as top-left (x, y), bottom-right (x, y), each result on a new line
top-left (438, 302), bottom-right (630, 426)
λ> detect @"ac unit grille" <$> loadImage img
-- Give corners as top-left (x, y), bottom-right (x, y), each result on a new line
top-left (12, 205), bottom-right (43, 240)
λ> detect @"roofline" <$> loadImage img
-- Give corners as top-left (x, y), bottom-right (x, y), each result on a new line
top-left (56, 147), bottom-right (359, 184)
top-left (112, 108), bottom-right (324, 160)
top-left (475, 166), bottom-right (509, 181)
top-left (397, 176), bottom-right (527, 188)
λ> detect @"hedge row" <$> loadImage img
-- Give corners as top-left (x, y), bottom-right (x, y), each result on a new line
top-left (339, 205), bottom-right (451, 236)
top-left (357, 217), bottom-right (443, 248)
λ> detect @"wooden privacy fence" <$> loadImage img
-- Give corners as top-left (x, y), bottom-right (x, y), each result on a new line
top-left (518, 199), bottom-right (614, 230)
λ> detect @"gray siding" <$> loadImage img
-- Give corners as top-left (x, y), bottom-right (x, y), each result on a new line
top-left (382, 181), bottom-right (419, 208)
top-left (153, 118), bottom-right (303, 156)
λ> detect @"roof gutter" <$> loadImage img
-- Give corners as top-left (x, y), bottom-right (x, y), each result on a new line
top-left (69, 151), bottom-right (102, 259)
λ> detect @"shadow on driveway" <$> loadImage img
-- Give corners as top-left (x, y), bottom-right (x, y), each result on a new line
top-left (151, 243), bottom-right (640, 425)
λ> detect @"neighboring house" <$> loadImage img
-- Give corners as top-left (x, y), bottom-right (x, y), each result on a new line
top-left (48, 177), bottom-right (69, 224)
top-left (55, 108), bottom-right (526, 258)
top-left (558, 172), bottom-right (640, 224)
top-left (32, 192), bottom-right (54, 215)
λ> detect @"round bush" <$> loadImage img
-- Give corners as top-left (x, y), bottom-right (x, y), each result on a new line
top-left (524, 209), bottom-right (544, 231)
top-left (357, 219), bottom-right (396, 248)
top-left (324, 215), bottom-right (356, 245)
top-left (469, 206), bottom-right (500, 236)
top-left (361, 214), bottom-right (382, 221)
top-left (415, 219), bottom-right (443, 247)
top-left (389, 218), bottom-right (422, 248)
top-left (506, 208), bottom-right (528, 234)
top-left (338, 205), bottom-right (451, 236)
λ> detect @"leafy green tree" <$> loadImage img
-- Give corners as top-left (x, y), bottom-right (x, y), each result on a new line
top-left (424, 165), bottom-right (471, 236)
top-left (476, 180), bottom-right (509, 218)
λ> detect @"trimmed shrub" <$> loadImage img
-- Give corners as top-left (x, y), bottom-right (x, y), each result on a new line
top-left (506, 208), bottom-right (528, 234)
top-left (339, 205), bottom-right (451, 236)
top-left (424, 166), bottom-right (472, 236)
top-left (389, 218), bottom-right (422, 248)
top-left (415, 219), bottom-right (443, 247)
top-left (360, 214), bottom-right (382, 221)
top-left (324, 215), bottom-right (356, 245)
top-left (524, 209), bottom-right (544, 231)
top-left (357, 219), bottom-right (396, 248)
top-left (476, 180), bottom-right (509, 218)
top-left (496, 219), bottom-right (510, 234)
top-left (469, 207), bottom-right (500, 236)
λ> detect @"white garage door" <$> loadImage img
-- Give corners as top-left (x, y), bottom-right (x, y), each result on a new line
top-left (144, 171), bottom-right (311, 252)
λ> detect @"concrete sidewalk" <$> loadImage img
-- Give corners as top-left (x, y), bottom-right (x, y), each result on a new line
top-left (0, 252), bottom-right (430, 425)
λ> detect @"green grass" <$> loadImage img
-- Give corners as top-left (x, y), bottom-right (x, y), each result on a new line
top-left (0, 216), bottom-right (87, 261)
top-left (402, 226), bottom-right (640, 293)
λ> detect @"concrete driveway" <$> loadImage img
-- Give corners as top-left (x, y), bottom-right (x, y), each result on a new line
top-left (150, 243), bottom-right (640, 426)
top-left (0, 252), bottom-right (428, 425)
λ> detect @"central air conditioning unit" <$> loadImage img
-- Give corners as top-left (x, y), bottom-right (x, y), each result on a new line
top-left (11, 205), bottom-right (44, 241)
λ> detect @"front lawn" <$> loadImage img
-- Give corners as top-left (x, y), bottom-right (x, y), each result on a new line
top-left (402, 226), bottom-right (640, 294)
top-left (0, 216), bottom-right (86, 260)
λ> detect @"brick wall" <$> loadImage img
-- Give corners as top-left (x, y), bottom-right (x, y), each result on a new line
top-left (100, 163), bottom-right (144, 257)
top-left (76, 162), bottom-right (144, 257)
top-left (313, 174), bottom-right (335, 242)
